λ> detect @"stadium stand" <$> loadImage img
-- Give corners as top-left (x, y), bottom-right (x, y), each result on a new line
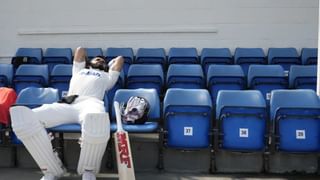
top-left (270, 90), bottom-right (320, 152)
top-left (166, 64), bottom-right (205, 89)
top-left (0, 64), bottom-right (13, 87)
top-left (42, 48), bottom-right (73, 73)
top-left (289, 65), bottom-right (317, 91)
top-left (13, 64), bottom-right (49, 94)
top-left (267, 48), bottom-right (300, 72)
top-left (200, 48), bottom-right (233, 74)
top-left (234, 48), bottom-right (266, 75)
top-left (247, 65), bottom-right (287, 102)
top-left (49, 64), bottom-right (72, 98)
top-left (206, 65), bottom-right (245, 104)
top-left (168, 47), bottom-right (199, 64)
top-left (301, 48), bottom-right (317, 65)
top-left (126, 64), bottom-right (164, 96)
top-left (135, 48), bottom-right (166, 69)
top-left (106, 47), bottom-right (134, 76)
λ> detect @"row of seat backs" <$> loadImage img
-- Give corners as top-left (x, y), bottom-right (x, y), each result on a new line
top-left (12, 47), bottom-right (318, 74)
top-left (0, 63), bottom-right (316, 98)
top-left (164, 88), bottom-right (320, 153)
top-left (11, 87), bottom-right (320, 153)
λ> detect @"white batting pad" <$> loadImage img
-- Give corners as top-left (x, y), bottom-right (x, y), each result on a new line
top-left (77, 113), bottom-right (110, 174)
top-left (10, 106), bottom-right (65, 177)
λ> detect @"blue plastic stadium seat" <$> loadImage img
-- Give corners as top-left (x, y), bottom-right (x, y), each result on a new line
top-left (135, 48), bottom-right (166, 68)
top-left (86, 48), bottom-right (103, 60)
top-left (42, 48), bottom-right (73, 73)
top-left (289, 65), bottom-right (316, 91)
top-left (247, 65), bottom-right (287, 102)
top-left (234, 48), bottom-right (266, 75)
top-left (207, 65), bottom-right (245, 104)
top-left (216, 90), bottom-right (267, 151)
top-left (301, 48), bottom-right (317, 65)
top-left (106, 48), bottom-right (134, 76)
top-left (0, 64), bottom-right (13, 87)
top-left (267, 48), bottom-right (300, 71)
top-left (15, 87), bottom-right (59, 108)
top-left (163, 88), bottom-right (212, 149)
top-left (168, 47), bottom-right (198, 64)
top-left (270, 90), bottom-right (320, 152)
top-left (127, 64), bottom-right (164, 95)
top-left (110, 89), bottom-right (160, 133)
top-left (200, 48), bottom-right (233, 74)
top-left (166, 64), bottom-right (204, 89)
top-left (12, 48), bottom-right (43, 68)
top-left (50, 64), bottom-right (72, 98)
top-left (13, 64), bottom-right (49, 94)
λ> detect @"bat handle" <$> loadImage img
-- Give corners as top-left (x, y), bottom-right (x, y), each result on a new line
top-left (114, 101), bottom-right (124, 131)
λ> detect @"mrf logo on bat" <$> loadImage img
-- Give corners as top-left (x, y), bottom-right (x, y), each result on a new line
top-left (116, 132), bottom-right (132, 168)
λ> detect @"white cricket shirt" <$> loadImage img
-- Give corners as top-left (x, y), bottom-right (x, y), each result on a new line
top-left (68, 61), bottom-right (120, 100)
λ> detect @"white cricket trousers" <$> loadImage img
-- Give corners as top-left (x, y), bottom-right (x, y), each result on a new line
top-left (33, 96), bottom-right (106, 128)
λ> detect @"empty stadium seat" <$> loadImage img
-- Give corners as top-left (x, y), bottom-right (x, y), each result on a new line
top-left (85, 48), bottom-right (103, 60)
top-left (270, 90), bottom-right (320, 152)
top-left (135, 48), bottom-right (166, 68)
top-left (301, 48), bottom-right (317, 65)
top-left (234, 48), bottom-right (266, 75)
top-left (247, 65), bottom-right (287, 102)
top-left (13, 64), bottom-right (49, 94)
top-left (166, 64), bottom-right (204, 89)
top-left (200, 48), bottom-right (233, 74)
top-left (0, 64), bottom-right (13, 87)
top-left (168, 47), bottom-right (198, 64)
top-left (110, 89), bottom-right (160, 133)
top-left (289, 65), bottom-right (316, 91)
top-left (11, 48), bottom-right (43, 69)
top-left (207, 65), bottom-right (245, 104)
top-left (50, 64), bottom-right (72, 98)
top-left (42, 48), bottom-right (73, 73)
top-left (162, 88), bottom-right (212, 149)
top-left (106, 47), bottom-right (134, 76)
top-left (215, 90), bottom-right (267, 151)
top-left (267, 48), bottom-right (300, 72)
top-left (126, 64), bottom-right (164, 95)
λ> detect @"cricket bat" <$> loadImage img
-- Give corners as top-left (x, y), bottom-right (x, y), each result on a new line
top-left (114, 101), bottom-right (136, 180)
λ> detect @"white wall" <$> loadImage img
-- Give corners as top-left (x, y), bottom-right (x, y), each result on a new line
top-left (0, 0), bottom-right (318, 62)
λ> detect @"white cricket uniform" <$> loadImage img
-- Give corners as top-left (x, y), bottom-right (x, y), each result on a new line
top-left (10, 60), bottom-right (120, 177)
top-left (33, 60), bottom-right (120, 128)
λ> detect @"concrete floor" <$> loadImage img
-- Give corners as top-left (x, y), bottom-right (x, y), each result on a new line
top-left (0, 168), bottom-right (319, 180)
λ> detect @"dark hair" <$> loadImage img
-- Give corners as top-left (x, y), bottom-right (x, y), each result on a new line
top-left (86, 56), bottom-right (108, 72)
top-left (94, 55), bottom-right (106, 60)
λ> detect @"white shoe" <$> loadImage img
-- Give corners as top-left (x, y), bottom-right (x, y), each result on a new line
top-left (40, 173), bottom-right (57, 180)
top-left (82, 170), bottom-right (96, 180)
